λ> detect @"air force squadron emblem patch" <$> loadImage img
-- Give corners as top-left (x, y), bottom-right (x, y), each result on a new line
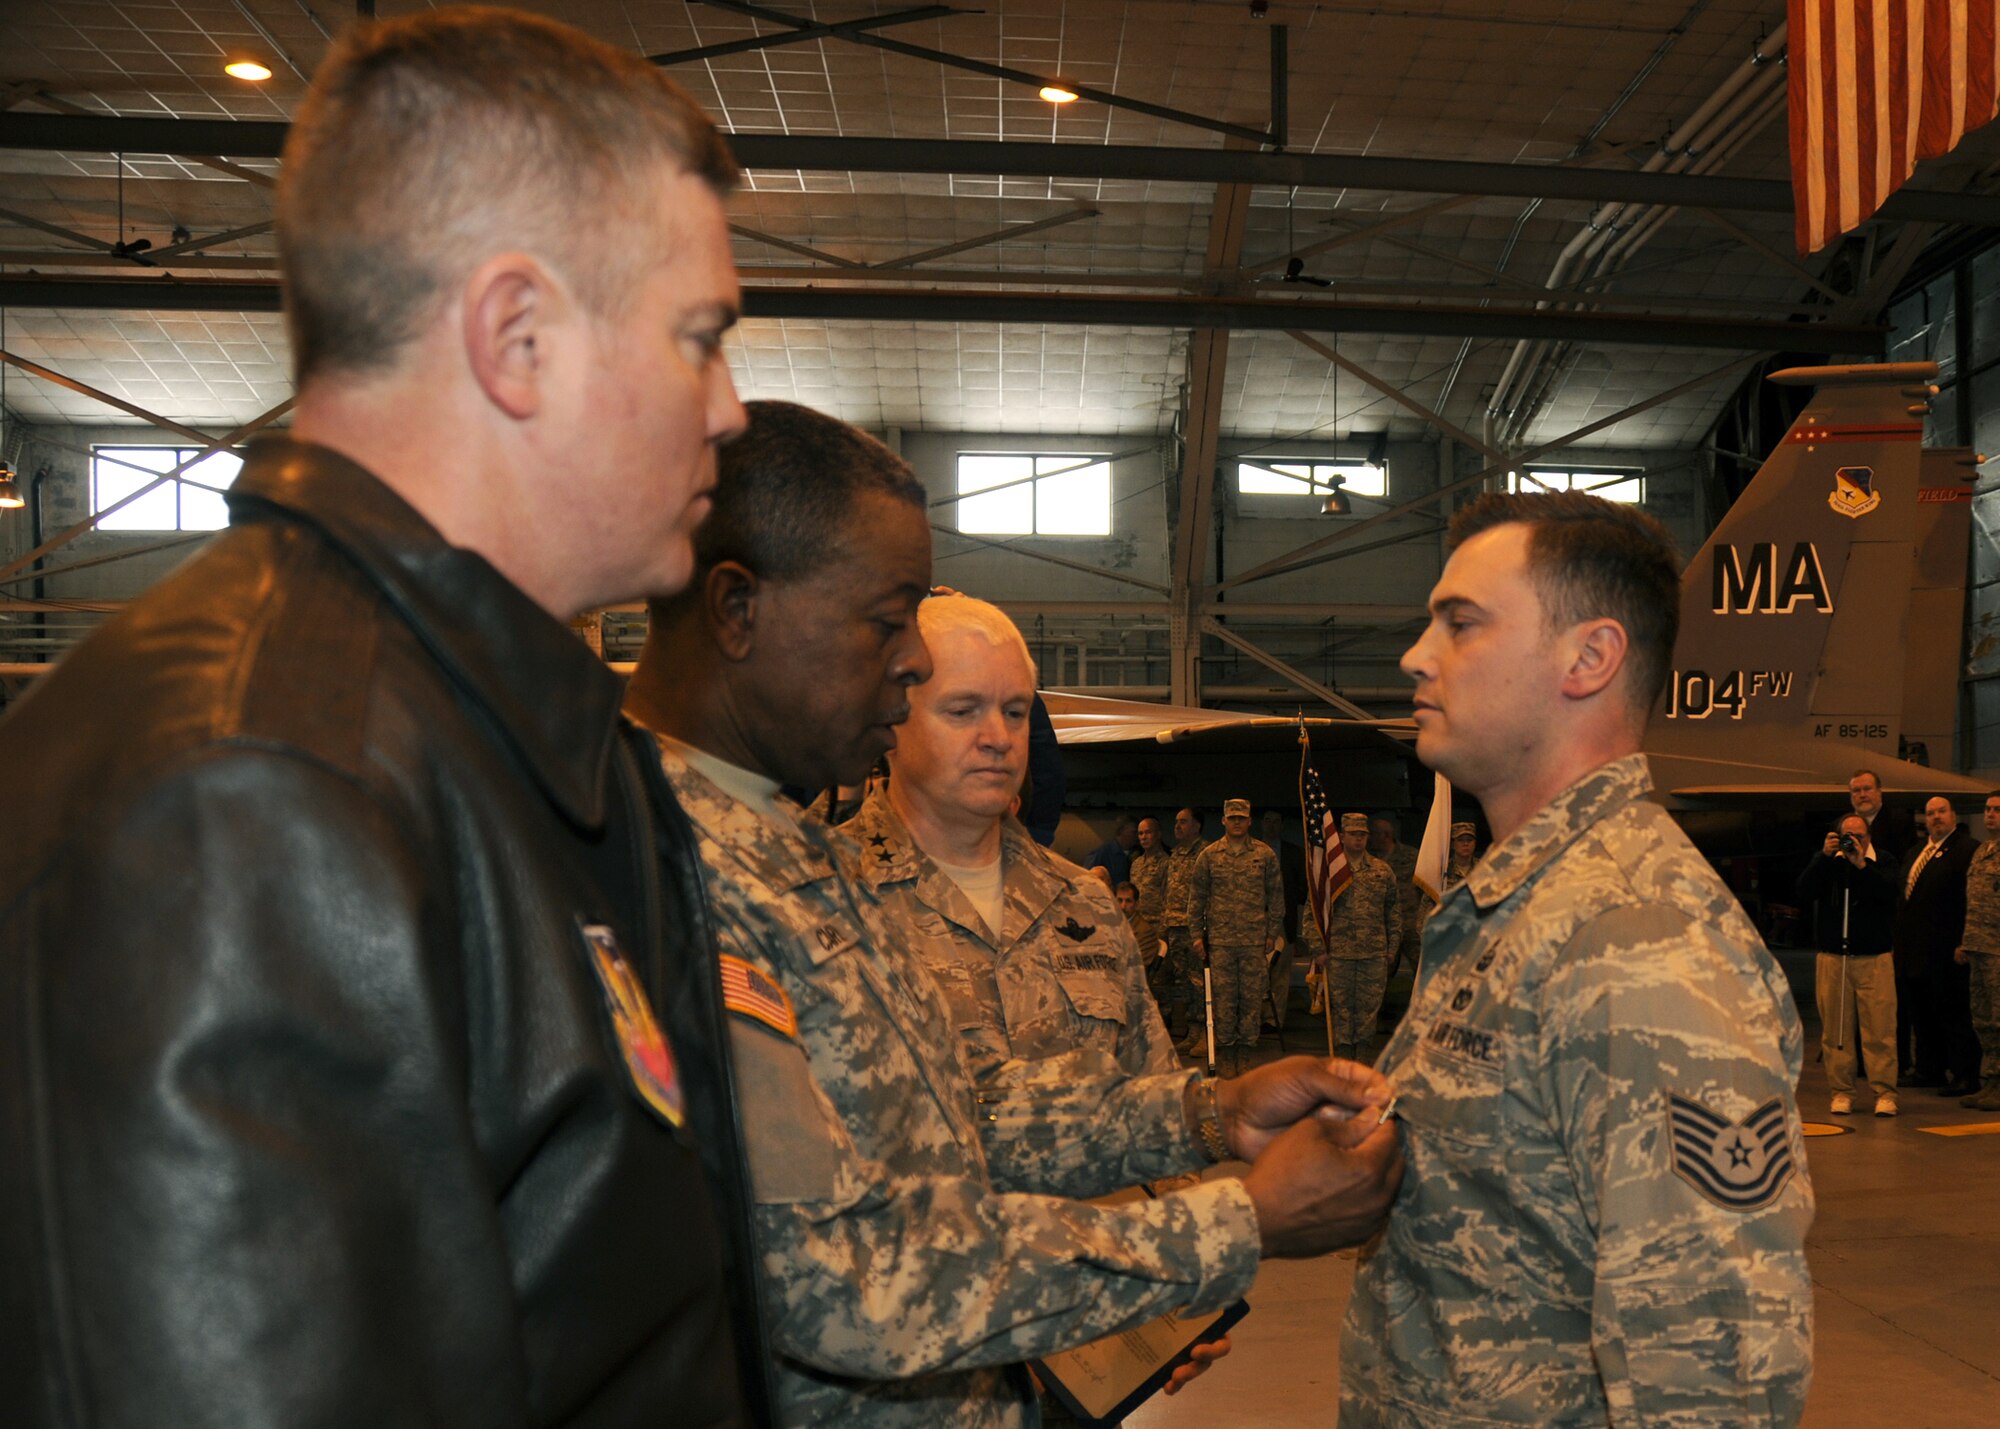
top-left (1828, 464), bottom-right (1881, 518)
top-left (1668, 1093), bottom-right (1796, 1210)
top-left (580, 922), bottom-right (685, 1128)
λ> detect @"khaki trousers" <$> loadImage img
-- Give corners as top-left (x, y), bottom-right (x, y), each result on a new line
top-left (1816, 951), bottom-right (1898, 1099)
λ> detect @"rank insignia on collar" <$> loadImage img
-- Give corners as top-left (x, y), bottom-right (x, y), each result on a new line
top-left (580, 922), bottom-right (684, 1128)
top-left (1667, 1093), bottom-right (1796, 1211)
top-left (721, 953), bottom-right (799, 1039)
top-left (1054, 917), bottom-right (1095, 942)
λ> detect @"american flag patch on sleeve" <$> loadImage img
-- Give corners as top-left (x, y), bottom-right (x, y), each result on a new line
top-left (720, 954), bottom-right (799, 1039)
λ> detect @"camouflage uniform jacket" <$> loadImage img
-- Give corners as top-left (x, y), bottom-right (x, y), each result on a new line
top-left (1130, 846), bottom-right (1171, 923)
top-left (1962, 837), bottom-right (2000, 954)
top-left (1339, 755), bottom-right (1813, 1428)
top-left (1190, 836), bottom-right (1284, 949)
top-left (1321, 850), bottom-right (1403, 962)
top-left (845, 788), bottom-right (1183, 1089)
top-left (1162, 836), bottom-right (1208, 929)
top-left (1383, 842), bottom-right (1422, 939)
top-left (659, 747), bottom-right (1262, 1428)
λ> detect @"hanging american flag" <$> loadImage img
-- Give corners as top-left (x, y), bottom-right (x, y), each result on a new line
top-left (1298, 726), bottom-right (1353, 952)
top-left (1791, 0), bottom-right (2000, 254)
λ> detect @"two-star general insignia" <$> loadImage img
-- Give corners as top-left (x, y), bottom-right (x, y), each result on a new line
top-left (1667, 1093), bottom-right (1796, 1211)
top-left (1054, 917), bottom-right (1095, 942)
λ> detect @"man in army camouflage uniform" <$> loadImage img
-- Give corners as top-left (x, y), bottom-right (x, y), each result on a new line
top-left (1341, 491), bottom-right (1813, 1426)
top-left (1129, 816), bottom-right (1172, 1013)
top-left (1954, 790), bottom-right (2000, 1109)
top-left (1164, 806), bottom-right (1209, 1045)
top-left (627, 400), bottom-right (1404, 1428)
top-left (1191, 800), bottom-right (1286, 1076)
top-left (1369, 816), bottom-right (1422, 980)
top-left (1312, 813), bottom-right (1402, 1062)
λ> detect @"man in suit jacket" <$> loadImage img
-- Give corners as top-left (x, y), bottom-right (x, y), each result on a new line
top-left (1851, 769), bottom-right (1912, 864)
top-left (1894, 797), bottom-right (1976, 1091)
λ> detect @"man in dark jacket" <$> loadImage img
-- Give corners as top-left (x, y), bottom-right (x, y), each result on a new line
top-left (1895, 797), bottom-right (1977, 1092)
top-left (0, 11), bottom-right (770, 1427)
top-left (1797, 813), bottom-right (1900, 1115)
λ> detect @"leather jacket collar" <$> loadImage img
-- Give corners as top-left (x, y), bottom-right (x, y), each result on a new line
top-left (228, 437), bottom-right (623, 827)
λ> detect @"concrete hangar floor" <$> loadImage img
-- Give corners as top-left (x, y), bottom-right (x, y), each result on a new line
top-left (1130, 959), bottom-right (2000, 1429)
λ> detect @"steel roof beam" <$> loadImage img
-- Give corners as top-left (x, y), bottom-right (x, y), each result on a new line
top-left (10, 115), bottom-right (1998, 224)
top-left (0, 277), bottom-right (1885, 352)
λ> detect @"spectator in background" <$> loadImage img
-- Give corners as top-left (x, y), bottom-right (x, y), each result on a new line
top-left (1369, 815), bottom-right (1422, 980)
top-left (1954, 791), bottom-right (2000, 1110)
top-left (1311, 813), bottom-right (1403, 1062)
top-left (1797, 813), bottom-right (1899, 1115)
top-left (1191, 799), bottom-right (1286, 1075)
top-left (1164, 807), bottom-right (1210, 1048)
top-left (1446, 820), bottom-right (1480, 886)
top-left (1260, 809), bottom-right (1307, 1032)
top-left (1895, 797), bottom-right (1975, 1092)
top-left (1850, 768), bottom-right (1911, 863)
top-left (1086, 815), bottom-right (1140, 886)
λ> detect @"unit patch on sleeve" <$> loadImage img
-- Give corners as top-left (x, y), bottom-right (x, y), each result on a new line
top-left (721, 953), bottom-right (800, 1039)
top-left (580, 922), bottom-right (685, 1128)
top-left (1667, 1092), bottom-right (1796, 1211)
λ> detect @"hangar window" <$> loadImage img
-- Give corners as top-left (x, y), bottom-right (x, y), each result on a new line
top-left (91, 445), bottom-right (243, 532)
top-left (1235, 460), bottom-right (1386, 499)
top-left (1509, 467), bottom-right (1644, 503)
top-left (955, 453), bottom-right (1111, 536)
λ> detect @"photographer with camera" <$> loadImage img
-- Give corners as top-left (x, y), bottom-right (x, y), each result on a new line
top-left (1797, 813), bottom-right (1901, 1115)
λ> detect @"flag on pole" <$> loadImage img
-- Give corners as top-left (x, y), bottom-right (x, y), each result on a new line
top-left (1412, 770), bottom-right (1454, 907)
top-left (1298, 725), bottom-right (1353, 954)
top-left (1790, 0), bottom-right (2000, 254)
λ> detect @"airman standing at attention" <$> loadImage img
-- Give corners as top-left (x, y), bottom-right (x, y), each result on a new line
top-left (1129, 816), bottom-right (1173, 1000)
top-left (1314, 813), bottom-right (1403, 1061)
top-left (1955, 790), bottom-right (2000, 1109)
top-left (1340, 491), bottom-right (1812, 1427)
top-left (1191, 800), bottom-right (1286, 1075)
top-left (1369, 816), bottom-right (1422, 978)
top-left (1163, 806), bottom-right (1210, 1046)
top-left (1446, 820), bottom-right (1479, 886)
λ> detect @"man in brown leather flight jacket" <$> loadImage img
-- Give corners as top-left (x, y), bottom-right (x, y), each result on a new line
top-left (0, 12), bottom-right (771, 1427)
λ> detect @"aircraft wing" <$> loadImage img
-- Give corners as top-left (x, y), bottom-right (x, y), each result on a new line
top-left (1042, 690), bottom-right (1413, 750)
top-left (1648, 733), bottom-right (1990, 809)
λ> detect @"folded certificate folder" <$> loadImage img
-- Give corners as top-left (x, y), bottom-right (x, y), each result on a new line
top-left (1030, 1296), bottom-right (1250, 1428)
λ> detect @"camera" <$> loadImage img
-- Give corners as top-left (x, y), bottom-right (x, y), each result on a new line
top-left (1836, 831), bottom-right (1859, 854)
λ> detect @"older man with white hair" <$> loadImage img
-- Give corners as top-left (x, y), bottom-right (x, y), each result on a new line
top-left (845, 595), bottom-right (1177, 1081)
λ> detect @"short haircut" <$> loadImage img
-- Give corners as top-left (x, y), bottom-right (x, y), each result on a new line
top-left (918, 595), bottom-right (1034, 681)
top-left (279, 8), bottom-right (738, 383)
top-left (1114, 881), bottom-right (1137, 898)
top-left (1839, 813), bottom-right (1868, 833)
top-left (1449, 491), bottom-right (1680, 717)
top-left (1850, 769), bottom-right (1881, 787)
top-left (693, 401), bottom-right (926, 583)
top-left (1988, 789), bottom-right (2000, 801)
top-left (1180, 807), bottom-right (1206, 830)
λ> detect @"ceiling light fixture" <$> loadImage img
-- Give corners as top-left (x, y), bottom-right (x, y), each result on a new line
top-left (1319, 479), bottom-right (1351, 517)
top-left (1039, 83), bottom-right (1079, 104)
top-left (225, 60), bottom-right (273, 82)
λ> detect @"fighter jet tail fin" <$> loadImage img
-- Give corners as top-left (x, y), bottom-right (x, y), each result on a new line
top-left (1647, 361), bottom-right (1978, 795)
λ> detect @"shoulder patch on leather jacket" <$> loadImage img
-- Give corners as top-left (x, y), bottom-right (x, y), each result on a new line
top-left (721, 952), bottom-right (799, 1039)
top-left (580, 922), bottom-right (685, 1127)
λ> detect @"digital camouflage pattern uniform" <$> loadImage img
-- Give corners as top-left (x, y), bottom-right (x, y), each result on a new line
top-left (658, 745), bottom-right (1260, 1429)
top-left (1190, 837), bottom-right (1284, 1055)
top-left (844, 788), bottom-right (1181, 1084)
top-left (1339, 756), bottom-right (1813, 1427)
top-left (1317, 850), bottom-right (1403, 1062)
top-left (1382, 841), bottom-right (1422, 973)
top-left (1959, 837), bottom-right (2000, 1099)
top-left (1129, 844), bottom-right (1173, 1013)
top-left (1163, 834), bottom-right (1209, 1039)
